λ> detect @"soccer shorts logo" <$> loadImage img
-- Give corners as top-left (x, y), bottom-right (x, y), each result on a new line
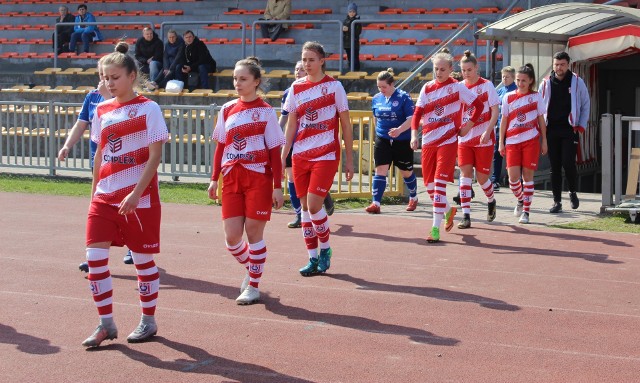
top-left (305, 107), bottom-right (318, 121)
top-left (233, 133), bottom-right (247, 151)
top-left (89, 281), bottom-right (100, 295)
top-left (517, 111), bottom-right (527, 122)
top-left (107, 133), bottom-right (123, 153)
top-left (434, 104), bottom-right (444, 116)
top-left (138, 282), bottom-right (151, 296)
top-left (303, 227), bottom-right (314, 238)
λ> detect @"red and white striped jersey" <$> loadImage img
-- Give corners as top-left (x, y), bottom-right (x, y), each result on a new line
top-left (502, 90), bottom-right (546, 145)
top-left (459, 78), bottom-right (500, 147)
top-left (416, 78), bottom-right (478, 147)
top-left (212, 97), bottom-right (285, 176)
top-left (282, 75), bottom-right (349, 162)
top-left (90, 95), bottom-right (168, 208)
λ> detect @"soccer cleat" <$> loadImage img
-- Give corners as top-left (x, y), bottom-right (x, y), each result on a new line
top-left (514, 201), bottom-right (524, 216)
top-left (570, 192), bottom-right (579, 210)
top-left (487, 200), bottom-right (497, 222)
top-left (82, 324), bottom-right (118, 348)
top-left (518, 212), bottom-right (530, 224)
top-left (240, 271), bottom-right (250, 293)
top-left (299, 257), bottom-right (319, 276)
top-left (426, 227), bottom-right (440, 243)
top-left (444, 206), bottom-right (457, 232)
top-left (324, 194), bottom-right (335, 216)
top-left (492, 182), bottom-right (501, 191)
top-left (127, 321), bottom-right (157, 343)
top-left (317, 248), bottom-right (332, 273)
top-left (457, 214), bottom-right (471, 229)
top-left (406, 198), bottom-right (418, 212)
top-left (452, 193), bottom-right (461, 206)
top-left (287, 214), bottom-right (302, 228)
top-left (365, 203), bottom-right (381, 214)
top-left (549, 202), bottom-right (562, 214)
top-left (123, 250), bottom-right (133, 265)
top-left (236, 285), bottom-right (260, 305)
top-left (79, 262), bottom-right (89, 273)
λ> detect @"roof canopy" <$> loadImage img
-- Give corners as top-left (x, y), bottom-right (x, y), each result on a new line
top-left (568, 24), bottom-right (640, 61)
top-left (477, 3), bottom-right (640, 42)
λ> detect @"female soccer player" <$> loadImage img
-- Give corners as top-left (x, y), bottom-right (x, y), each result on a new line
top-left (279, 61), bottom-right (335, 228)
top-left (281, 41), bottom-right (354, 276)
top-left (457, 50), bottom-right (500, 228)
top-left (366, 68), bottom-right (418, 214)
top-left (208, 57), bottom-right (285, 305)
top-left (498, 64), bottom-right (548, 224)
top-left (411, 48), bottom-right (483, 243)
top-left (82, 42), bottom-right (168, 347)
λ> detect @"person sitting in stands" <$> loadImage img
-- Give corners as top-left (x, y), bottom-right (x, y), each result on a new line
top-left (147, 29), bottom-right (185, 91)
top-left (175, 30), bottom-right (217, 90)
top-left (69, 4), bottom-right (103, 54)
top-left (53, 5), bottom-right (74, 54)
top-left (135, 27), bottom-right (164, 89)
top-left (260, 0), bottom-right (291, 41)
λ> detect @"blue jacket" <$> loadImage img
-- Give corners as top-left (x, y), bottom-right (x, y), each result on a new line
top-left (539, 72), bottom-right (590, 133)
top-left (74, 12), bottom-right (103, 41)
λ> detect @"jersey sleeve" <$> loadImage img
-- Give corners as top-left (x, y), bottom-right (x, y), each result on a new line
top-left (415, 84), bottom-right (428, 108)
top-left (264, 108), bottom-right (286, 149)
top-left (536, 93), bottom-right (547, 116)
top-left (402, 93), bottom-right (415, 120)
top-left (487, 85), bottom-right (500, 108)
top-left (78, 93), bottom-right (92, 122)
top-left (146, 102), bottom-right (169, 145)
top-left (90, 107), bottom-right (101, 144)
top-left (212, 106), bottom-right (227, 143)
top-left (501, 95), bottom-right (511, 120)
top-left (458, 82), bottom-right (477, 106)
top-left (334, 82), bottom-right (349, 113)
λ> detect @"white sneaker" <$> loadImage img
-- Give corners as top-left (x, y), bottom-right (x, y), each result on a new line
top-left (514, 202), bottom-right (524, 216)
top-left (236, 285), bottom-right (260, 305)
top-left (518, 212), bottom-right (530, 224)
top-left (82, 324), bottom-right (118, 348)
top-left (240, 271), bottom-right (250, 293)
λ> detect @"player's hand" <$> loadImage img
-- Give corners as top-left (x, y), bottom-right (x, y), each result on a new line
top-left (541, 139), bottom-right (548, 156)
top-left (498, 143), bottom-right (505, 157)
top-left (280, 154), bottom-right (287, 181)
top-left (344, 162), bottom-right (354, 182)
top-left (480, 130), bottom-right (491, 144)
top-left (57, 146), bottom-right (69, 161)
top-left (207, 180), bottom-right (218, 201)
top-left (272, 188), bottom-right (284, 210)
top-left (388, 128), bottom-right (399, 138)
top-left (410, 137), bottom-right (418, 150)
top-left (118, 192), bottom-right (140, 215)
top-left (458, 123), bottom-right (471, 137)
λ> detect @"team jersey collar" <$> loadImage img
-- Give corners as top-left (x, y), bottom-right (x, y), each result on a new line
top-left (111, 94), bottom-right (146, 108)
top-left (433, 77), bottom-right (456, 89)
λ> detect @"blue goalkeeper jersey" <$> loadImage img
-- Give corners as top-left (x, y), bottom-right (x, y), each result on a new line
top-left (371, 88), bottom-right (414, 141)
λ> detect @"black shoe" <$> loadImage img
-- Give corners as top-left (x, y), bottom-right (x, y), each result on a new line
top-left (324, 194), bottom-right (335, 216)
top-left (487, 200), bottom-right (496, 222)
top-left (453, 193), bottom-right (461, 206)
top-left (471, 188), bottom-right (475, 199)
top-left (457, 213), bottom-right (471, 229)
top-left (549, 202), bottom-right (562, 214)
top-left (123, 250), bottom-right (134, 265)
top-left (492, 182), bottom-right (500, 191)
top-left (79, 262), bottom-right (89, 273)
top-left (287, 214), bottom-right (302, 228)
top-left (569, 192), bottom-right (579, 209)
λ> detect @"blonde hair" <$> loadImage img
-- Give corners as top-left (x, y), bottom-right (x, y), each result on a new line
top-left (501, 66), bottom-right (515, 76)
top-left (460, 50), bottom-right (477, 66)
top-left (377, 67), bottom-right (395, 84)
top-left (99, 41), bottom-right (142, 89)
top-left (431, 47), bottom-right (453, 67)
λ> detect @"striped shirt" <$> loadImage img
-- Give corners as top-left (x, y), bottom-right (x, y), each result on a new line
top-left (502, 90), bottom-right (546, 145)
top-left (459, 78), bottom-right (500, 147)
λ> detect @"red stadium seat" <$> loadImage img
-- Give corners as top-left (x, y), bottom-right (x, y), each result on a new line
top-left (406, 8), bottom-right (427, 14)
top-left (417, 38), bottom-right (442, 46)
top-left (289, 23), bottom-right (314, 29)
top-left (205, 38), bottom-right (228, 44)
top-left (309, 8), bottom-right (332, 14)
top-left (390, 38), bottom-right (417, 45)
top-left (369, 38), bottom-right (392, 45)
top-left (371, 54), bottom-right (399, 61)
top-left (291, 9), bottom-right (310, 15)
top-left (379, 8), bottom-right (403, 14)
top-left (362, 23), bottom-right (386, 30)
top-left (477, 7), bottom-right (500, 14)
top-left (427, 8), bottom-right (451, 14)
top-left (410, 23), bottom-right (434, 30)
top-left (398, 54), bottom-right (424, 61)
top-left (452, 8), bottom-right (474, 14)
top-left (388, 24), bottom-right (410, 30)
top-left (434, 23), bottom-right (459, 30)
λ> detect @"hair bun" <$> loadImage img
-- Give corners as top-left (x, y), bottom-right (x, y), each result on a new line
top-left (245, 56), bottom-right (262, 67)
top-left (525, 63), bottom-right (534, 70)
top-left (440, 47), bottom-right (450, 54)
top-left (463, 50), bottom-right (472, 57)
top-left (386, 67), bottom-right (394, 74)
top-left (115, 41), bottom-right (129, 54)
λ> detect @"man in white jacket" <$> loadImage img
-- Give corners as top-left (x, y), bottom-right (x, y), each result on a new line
top-left (539, 51), bottom-right (590, 213)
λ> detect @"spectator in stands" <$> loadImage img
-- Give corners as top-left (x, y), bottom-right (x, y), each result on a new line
top-left (135, 27), bottom-right (164, 89)
top-left (260, 0), bottom-right (291, 41)
top-left (147, 29), bottom-right (184, 91)
top-left (539, 51), bottom-right (590, 213)
top-left (53, 5), bottom-right (74, 54)
top-left (69, 4), bottom-right (103, 54)
top-left (342, 2), bottom-right (361, 71)
top-left (491, 66), bottom-right (517, 190)
top-left (176, 30), bottom-right (216, 90)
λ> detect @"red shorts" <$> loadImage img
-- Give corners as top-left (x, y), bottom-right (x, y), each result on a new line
top-left (86, 202), bottom-right (161, 253)
top-left (421, 143), bottom-right (457, 185)
top-left (506, 138), bottom-right (541, 170)
top-left (222, 165), bottom-right (273, 221)
top-left (292, 159), bottom-right (338, 198)
top-left (458, 145), bottom-right (493, 174)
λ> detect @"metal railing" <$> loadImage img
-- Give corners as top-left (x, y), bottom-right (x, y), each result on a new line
top-left (54, 21), bottom-right (155, 68)
top-left (0, 101), bottom-right (403, 199)
top-left (160, 21), bottom-right (246, 59)
top-left (251, 19), bottom-right (344, 72)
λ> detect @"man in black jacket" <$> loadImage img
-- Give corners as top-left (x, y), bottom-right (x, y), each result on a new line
top-left (175, 30), bottom-right (216, 90)
top-left (53, 5), bottom-right (75, 54)
top-left (135, 27), bottom-right (164, 86)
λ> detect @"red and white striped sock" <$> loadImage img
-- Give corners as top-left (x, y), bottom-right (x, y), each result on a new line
top-left (301, 210), bottom-right (318, 258)
top-left (86, 248), bottom-right (113, 319)
top-left (459, 177), bottom-right (472, 215)
top-left (426, 182), bottom-right (435, 202)
top-left (509, 179), bottom-right (523, 202)
top-left (433, 178), bottom-right (448, 227)
top-left (131, 252), bottom-right (160, 316)
top-left (310, 207), bottom-right (330, 250)
top-left (226, 240), bottom-right (250, 268)
top-left (248, 240), bottom-right (267, 288)
top-left (481, 179), bottom-right (495, 203)
top-left (522, 181), bottom-right (534, 213)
